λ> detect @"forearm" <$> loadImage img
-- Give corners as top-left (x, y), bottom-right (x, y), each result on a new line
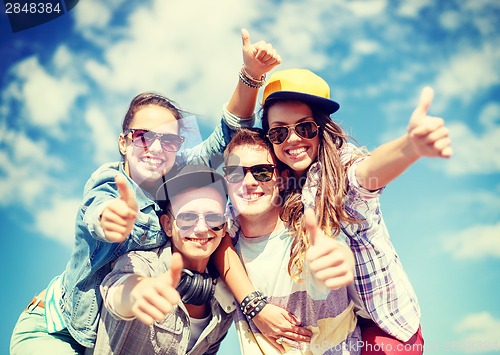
top-left (355, 134), bottom-right (420, 190)
top-left (212, 236), bottom-right (256, 303)
top-left (225, 66), bottom-right (263, 119)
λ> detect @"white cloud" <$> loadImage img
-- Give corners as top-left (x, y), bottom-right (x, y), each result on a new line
top-left (479, 102), bottom-right (500, 128)
top-left (439, 10), bottom-right (462, 31)
top-left (434, 43), bottom-right (500, 107)
top-left (33, 197), bottom-right (82, 247)
top-left (445, 121), bottom-right (500, 175)
top-left (82, 0), bottom-right (259, 122)
top-left (352, 40), bottom-right (380, 55)
top-left (12, 56), bottom-right (86, 134)
top-left (454, 312), bottom-right (500, 352)
top-left (396, 0), bottom-right (431, 18)
top-left (347, 0), bottom-right (387, 18)
top-left (84, 105), bottom-right (120, 166)
top-left (442, 222), bottom-right (500, 260)
top-left (73, 0), bottom-right (114, 31)
top-left (0, 130), bottom-right (64, 206)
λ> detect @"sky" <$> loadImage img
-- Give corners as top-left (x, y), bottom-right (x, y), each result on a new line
top-left (1, 0), bottom-right (499, 354)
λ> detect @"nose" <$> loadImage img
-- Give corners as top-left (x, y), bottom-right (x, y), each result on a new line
top-left (242, 170), bottom-right (259, 186)
top-left (147, 137), bottom-right (163, 152)
top-left (193, 215), bottom-right (209, 234)
top-left (287, 127), bottom-right (301, 142)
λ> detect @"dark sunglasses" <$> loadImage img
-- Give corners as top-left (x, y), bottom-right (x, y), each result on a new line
top-left (266, 120), bottom-right (319, 145)
top-left (174, 212), bottom-right (227, 231)
top-left (222, 164), bottom-right (275, 183)
top-left (124, 129), bottom-right (185, 152)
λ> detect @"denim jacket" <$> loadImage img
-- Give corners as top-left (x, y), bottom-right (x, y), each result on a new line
top-left (47, 107), bottom-right (253, 347)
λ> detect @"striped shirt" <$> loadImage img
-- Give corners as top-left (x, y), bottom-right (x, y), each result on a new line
top-left (44, 276), bottom-right (66, 333)
top-left (234, 227), bottom-right (362, 355)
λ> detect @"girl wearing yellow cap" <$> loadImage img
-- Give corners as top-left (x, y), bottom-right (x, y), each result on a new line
top-left (259, 68), bottom-right (452, 354)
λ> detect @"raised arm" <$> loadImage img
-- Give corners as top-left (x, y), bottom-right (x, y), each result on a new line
top-left (226, 28), bottom-right (281, 118)
top-left (179, 29), bottom-right (281, 168)
top-left (355, 87), bottom-right (453, 191)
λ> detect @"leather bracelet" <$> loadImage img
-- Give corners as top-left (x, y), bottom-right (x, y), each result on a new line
top-left (245, 299), bottom-right (268, 320)
top-left (240, 290), bottom-right (264, 310)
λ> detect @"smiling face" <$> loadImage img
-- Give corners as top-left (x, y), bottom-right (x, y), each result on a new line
top-left (119, 105), bottom-right (180, 192)
top-left (161, 186), bottom-right (226, 272)
top-left (266, 101), bottom-right (320, 177)
top-left (226, 145), bottom-right (281, 222)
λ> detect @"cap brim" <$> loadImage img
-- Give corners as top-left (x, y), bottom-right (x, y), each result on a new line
top-left (156, 169), bottom-right (228, 203)
top-left (265, 91), bottom-right (340, 115)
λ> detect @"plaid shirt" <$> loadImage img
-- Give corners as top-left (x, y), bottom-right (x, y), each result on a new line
top-left (302, 145), bottom-right (421, 342)
top-left (340, 158), bottom-right (421, 342)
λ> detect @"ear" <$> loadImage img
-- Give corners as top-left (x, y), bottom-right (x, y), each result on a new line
top-left (160, 214), bottom-right (173, 237)
top-left (118, 133), bottom-right (127, 156)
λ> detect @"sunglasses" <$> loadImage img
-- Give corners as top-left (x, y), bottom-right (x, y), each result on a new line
top-left (222, 164), bottom-right (275, 183)
top-left (266, 120), bottom-right (319, 145)
top-left (174, 212), bottom-right (227, 231)
top-left (124, 129), bottom-right (185, 152)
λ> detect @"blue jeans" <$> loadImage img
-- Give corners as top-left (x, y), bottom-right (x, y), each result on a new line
top-left (10, 305), bottom-right (85, 355)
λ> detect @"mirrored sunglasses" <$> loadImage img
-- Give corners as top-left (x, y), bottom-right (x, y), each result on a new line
top-left (266, 120), bottom-right (319, 145)
top-left (222, 164), bottom-right (275, 183)
top-left (124, 129), bottom-right (185, 152)
top-left (174, 212), bottom-right (227, 231)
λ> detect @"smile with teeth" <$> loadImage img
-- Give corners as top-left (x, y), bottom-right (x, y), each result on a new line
top-left (141, 156), bottom-right (164, 165)
top-left (185, 237), bottom-right (213, 244)
top-left (286, 147), bottom-right (308, 156)
top-left (240, 193), bottom-right (262, 201)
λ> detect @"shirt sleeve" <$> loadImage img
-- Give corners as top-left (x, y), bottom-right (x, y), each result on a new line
top-left (100, 249), bottom-right (162, 320)
top-left (178, 103), bottom-right (255, 169)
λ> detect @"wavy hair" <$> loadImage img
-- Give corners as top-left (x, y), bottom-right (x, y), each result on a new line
top-left (261, 101), bottom-right (367, 281)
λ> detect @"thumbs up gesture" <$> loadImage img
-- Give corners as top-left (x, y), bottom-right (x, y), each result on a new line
top-left (241, 28), bottom-right (281, 79)
top-left (407, 87), bottom-right (453, 158)
top-left (304, 208), bottom-right (355, 290)
top-left (100, 174), bottom-right (139, 243)
top-left (129, 252), bottom-right (183, 325)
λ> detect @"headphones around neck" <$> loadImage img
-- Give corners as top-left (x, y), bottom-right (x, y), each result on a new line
top-left (176, 269), bottom-right (217, 306)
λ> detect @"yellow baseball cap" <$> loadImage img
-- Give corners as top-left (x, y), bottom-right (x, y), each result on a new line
top-left (262, 68), bottom-right (340, 114)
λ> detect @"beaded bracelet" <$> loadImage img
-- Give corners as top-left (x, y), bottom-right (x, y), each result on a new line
top-left (239, 66), bottom-right (266, 89)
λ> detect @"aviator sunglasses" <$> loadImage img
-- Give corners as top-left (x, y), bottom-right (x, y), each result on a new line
top-left (266, 120), bottom-right (319, 145)
top-left (173, 212), bottom-right (227, 231)
top-left (222, 164), bottom-right (276, 183)
top-left (124, 129), bottom-right (185, 152)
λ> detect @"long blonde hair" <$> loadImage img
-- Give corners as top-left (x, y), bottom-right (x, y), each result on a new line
top-left (262, 103), bottom-right (367, 281)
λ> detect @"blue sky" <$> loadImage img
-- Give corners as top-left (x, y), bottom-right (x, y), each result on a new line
top-left (1, 1), bottom-right (499, 354)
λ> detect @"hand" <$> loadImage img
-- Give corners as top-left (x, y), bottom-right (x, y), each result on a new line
top-left (100, 175), bottom-right (138, 242)
top-left (304, 208), bottom-right (355, 289)
top-left (407, 86), bottom-right (453, 158)
top-left (241, 28), bottom-right (281, 79)
top-left (129, 252), bottom-right (183, 325)
top-left (252, 303), bottom-right (312, 353)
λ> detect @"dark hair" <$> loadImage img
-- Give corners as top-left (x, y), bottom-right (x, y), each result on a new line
top-left (260, 99), bottom-right (365, 281)
top-left (223, 128), bottom-right (274, 163)
top-left (121, 92), bottom-right (186, 132)
top-left (119, 92), bottom-right (187, 159)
